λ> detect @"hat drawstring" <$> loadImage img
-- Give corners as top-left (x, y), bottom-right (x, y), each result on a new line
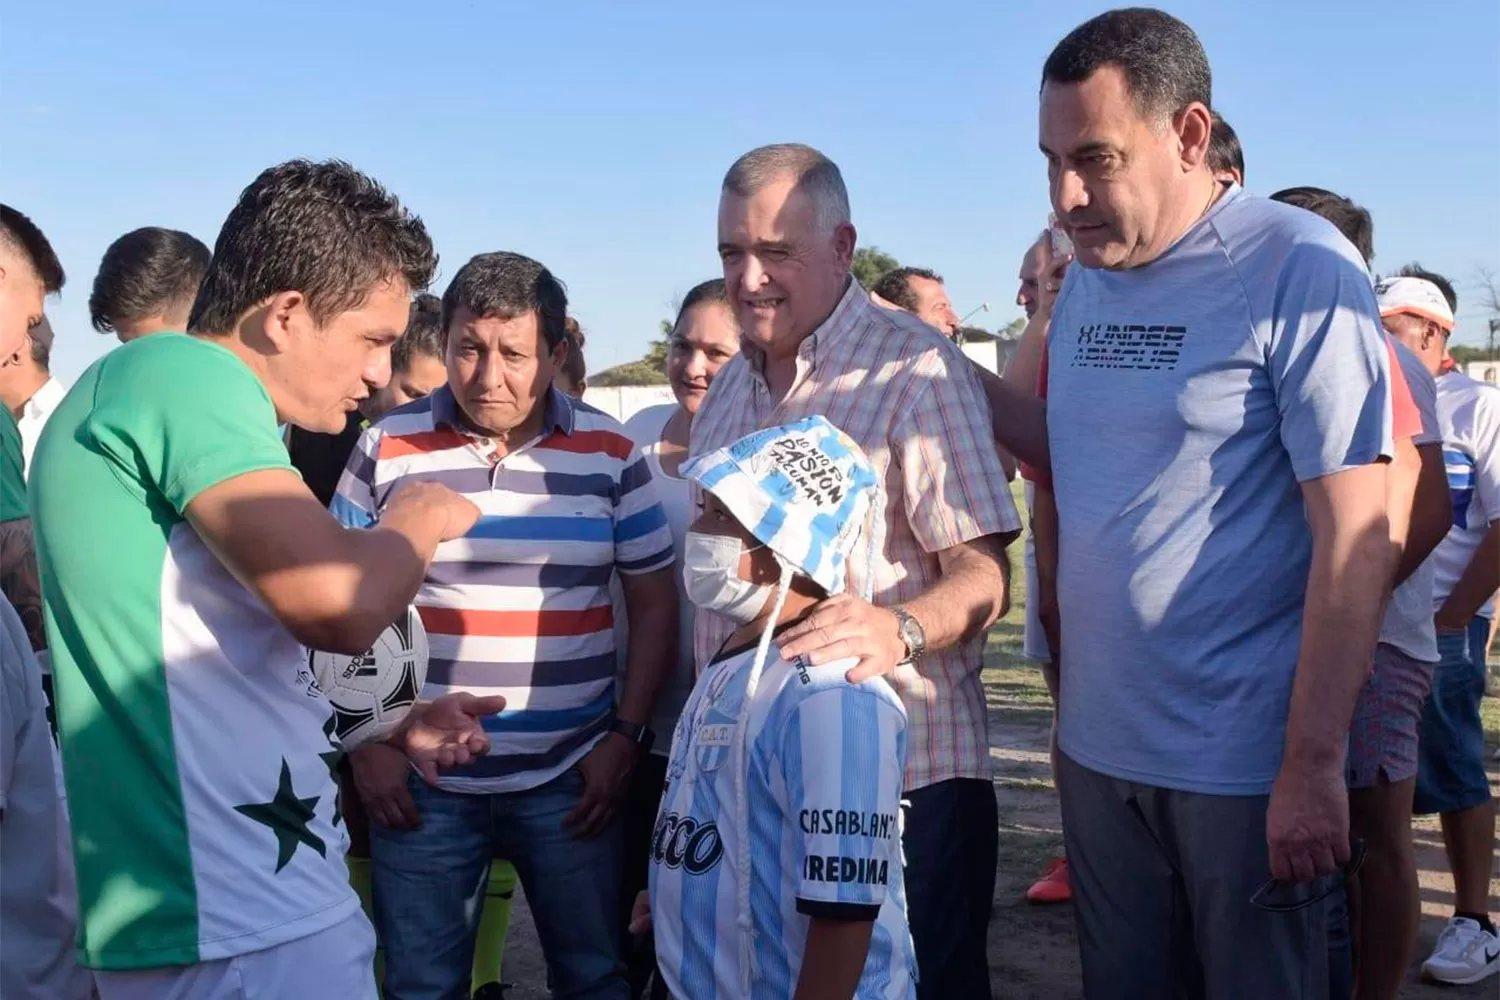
top-left (736, 558), bottom-right (794, 997)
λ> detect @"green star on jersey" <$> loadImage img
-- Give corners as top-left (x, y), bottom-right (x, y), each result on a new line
top-left (234, 758), bottom-right (326, 872)
top-left (320, 715), bottom-right (345, 828)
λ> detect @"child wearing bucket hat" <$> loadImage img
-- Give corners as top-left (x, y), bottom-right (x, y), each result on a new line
top-left (635, 415), bottom-right (915, 1000)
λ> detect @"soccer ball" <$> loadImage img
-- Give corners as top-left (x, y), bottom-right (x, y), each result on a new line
top-left (310, 607), bottom-right (428, 749)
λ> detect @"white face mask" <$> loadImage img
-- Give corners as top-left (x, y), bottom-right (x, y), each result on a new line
top-left (682, 531), bottom-right (774, 626)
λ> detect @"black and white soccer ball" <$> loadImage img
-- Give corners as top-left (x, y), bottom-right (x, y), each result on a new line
top-left (310, 607), bottom-right (428, 749)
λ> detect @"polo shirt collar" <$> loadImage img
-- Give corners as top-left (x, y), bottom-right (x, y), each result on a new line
top-left (430, 383), bottom-right (576, 438)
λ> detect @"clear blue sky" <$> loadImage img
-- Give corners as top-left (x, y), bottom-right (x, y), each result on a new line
top-left (6, 0), bottom-right (1498, 383)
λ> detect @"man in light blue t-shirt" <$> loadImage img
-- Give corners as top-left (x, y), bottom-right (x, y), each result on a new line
top-left (1028, 11), bottom-right (1397, 998)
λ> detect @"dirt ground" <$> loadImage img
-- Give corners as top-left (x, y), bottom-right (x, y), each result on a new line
top-left (490, 596), bottom-right (1500, 999)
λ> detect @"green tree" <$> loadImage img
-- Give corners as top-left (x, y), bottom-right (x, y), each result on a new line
top-left (1451, 344), bottom-right (1499, 364)
top-left (591, 361), bottom-right (668, 387)
top-left (590, 318), bottom-right (673, 387)
top-left (998, 317), bottom-right (1026, 339)
top-left (852, 246), bottom-right (900, 289)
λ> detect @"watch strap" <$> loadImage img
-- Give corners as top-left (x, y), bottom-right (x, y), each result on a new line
top-left (611, 718), bottom-right (655, 752)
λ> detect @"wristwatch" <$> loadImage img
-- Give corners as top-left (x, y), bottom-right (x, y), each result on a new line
top-left (892, 607), bottom-right (927, 664)
top-left (610, 719), bottom-right (655, 753)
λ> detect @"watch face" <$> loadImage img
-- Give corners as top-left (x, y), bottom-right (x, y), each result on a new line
top-left (899, 613), bottom-right (924, 655)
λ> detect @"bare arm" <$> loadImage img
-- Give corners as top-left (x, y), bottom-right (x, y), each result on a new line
top-left (616, 568), bottom-right (679, 726)
top-left (186, 469), bottom-right (476, 654)
top-left (977, 249), bottom-right (1068, 472)
top-left (1284, 464), bottom-right (1393, 766)
top-left (901, 533), bottom-right (1012, 653)
top-left (1268, 464), bottom-right (1392, 882)
top-left (1032, 483), bottom-right (1062, 667)
top-left (972, 367), bottom-right (1050, 472)
top-left (778, 534), bottom-right (1012, 683)
top-left (1001, 306), bottom-right (1051, 396)
top-left (792, 917), bottom-right (876, 1000)
top-left (1435, 519), bottom-right (1500, 632)
top-left (1392, 442), bottom-right (1452, 586)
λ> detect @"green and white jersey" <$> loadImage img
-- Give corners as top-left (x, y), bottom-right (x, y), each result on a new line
top-left (30, 334), bottom-right (355, 970)
top-left (0, 408), bottom-right (27, 522)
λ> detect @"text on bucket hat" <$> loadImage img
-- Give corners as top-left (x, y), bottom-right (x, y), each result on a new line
top-left (682, 415), bottom-right (879, 597)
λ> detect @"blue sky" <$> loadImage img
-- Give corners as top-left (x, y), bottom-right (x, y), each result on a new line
top-left (6, 0), bottom-right (1498, 382)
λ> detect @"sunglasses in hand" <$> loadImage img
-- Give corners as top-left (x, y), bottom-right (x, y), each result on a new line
top-left (1250, 838), bottom-right (1367, 913)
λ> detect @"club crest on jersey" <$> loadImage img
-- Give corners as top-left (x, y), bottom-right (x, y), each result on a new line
top-left (694, 681), bottom-right (741, 772)
top-left (695, 720), bottom-right (735, 772)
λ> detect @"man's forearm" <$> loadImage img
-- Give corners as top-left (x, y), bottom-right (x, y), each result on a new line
top-left (335, 509), bottom-right (449, 649)
top-left (1393, 443), bottom-right (1451, 586)
top-left (1437, 520), bottom-right (1500, 629)
top-left (973, 366), bottom-right (1050, 472)
top-left (1033, 486), bottom-right (1062, 666)
top-left (792, 917), bottom-right (875, 1000)
top-left (617, 572), bottom-right (679, 726)
top-left (900, 535), bottom-right (1010, 655)
top-left (1283, 515), bottom-right (1393, 766)
top-left (1001, 307), bottom-right (1050, 393)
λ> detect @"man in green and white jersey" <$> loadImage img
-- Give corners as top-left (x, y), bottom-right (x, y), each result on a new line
top-left (30, 160), bottom-right (499, 1000)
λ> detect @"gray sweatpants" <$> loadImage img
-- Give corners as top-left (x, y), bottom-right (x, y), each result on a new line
top-left (1058, 752), bottom-right (1331, 1000)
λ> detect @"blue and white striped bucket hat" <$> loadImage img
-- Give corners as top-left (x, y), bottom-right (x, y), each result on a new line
top-left (682, 415), bottom-right (879, 597)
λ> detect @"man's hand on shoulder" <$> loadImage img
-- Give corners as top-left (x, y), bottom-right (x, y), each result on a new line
top-left (778, 594), bottom-right (907, 684)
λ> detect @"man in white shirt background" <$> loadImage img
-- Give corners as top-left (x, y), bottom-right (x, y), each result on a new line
top-left (0, 315), bottom-right (66, 476)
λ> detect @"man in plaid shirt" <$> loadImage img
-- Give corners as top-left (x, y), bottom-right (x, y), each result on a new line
top-left (690, 143), bottom-right (1021, 1000)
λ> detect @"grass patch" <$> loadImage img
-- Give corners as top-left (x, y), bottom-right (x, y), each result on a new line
top-left (995, 823), bottom-right (1065, 879)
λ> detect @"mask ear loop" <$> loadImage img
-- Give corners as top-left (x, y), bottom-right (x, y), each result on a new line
top-left (734, 555), bottom-right (794, 995)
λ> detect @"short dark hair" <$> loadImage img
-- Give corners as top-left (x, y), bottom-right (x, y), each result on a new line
top-left (1397, 262), bottom-right (1458, 313)
top-left (560, 317), bottom-right (587, 387)
top-left (0, 204), bottom-right (65, 293)
top-left (1207, 112), bottom-right (1244, 182)
top-left (188, 160), bottom-right (436, 335)
top-left (1269, 186), bottom-right (1375, 265)
top-left (441, 252), bottom-right (569, 351)
top-left (89, 227), bottom-right (211, 334)
top-left (392, 293), bottom-right (444, 373)
top-left (672, 279), bottom-right (735, 334)
top-left (870, 267), bottom-right (944, 314)
top-left (1042, 8), bottom-right (1212, 121)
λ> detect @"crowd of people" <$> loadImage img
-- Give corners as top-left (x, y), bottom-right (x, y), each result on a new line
top-left (0, 7), bottom-right (1496, 1000)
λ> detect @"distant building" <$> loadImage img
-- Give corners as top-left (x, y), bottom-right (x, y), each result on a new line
top-left (580, 384), bottom-right (675, 423)
top-left (1463, 359), bottom-right (1499, 385)
top-left (955, 327), bottom-right (1018, 375)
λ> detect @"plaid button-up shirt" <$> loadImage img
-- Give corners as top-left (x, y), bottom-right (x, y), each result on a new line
top-left (690, 279), bottom-right (1021, 790)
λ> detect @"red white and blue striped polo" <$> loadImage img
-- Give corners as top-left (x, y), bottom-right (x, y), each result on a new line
top-left (332, 385), bottom-right (674, 793)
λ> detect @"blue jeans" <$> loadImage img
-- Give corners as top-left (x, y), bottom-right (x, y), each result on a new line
top-left (1326, 882), bottom-right (1351, 1000)
top-left (1414, 616), bottom-right (1493, 817)
top-left (371, 767), bottom-right (627, 1000)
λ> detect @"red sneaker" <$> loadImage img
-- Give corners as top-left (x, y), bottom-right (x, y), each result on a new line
top-left (1026, 857), bottom-right (1072, 904)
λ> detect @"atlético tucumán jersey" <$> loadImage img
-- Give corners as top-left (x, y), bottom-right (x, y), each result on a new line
top-left (649, 622), bottom-right (916, 999)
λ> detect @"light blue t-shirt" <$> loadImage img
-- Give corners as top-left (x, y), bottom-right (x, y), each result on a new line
top-left (1046, 187), bottom-right (1394, 796)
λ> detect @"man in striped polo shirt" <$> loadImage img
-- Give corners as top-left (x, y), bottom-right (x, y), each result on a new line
top-left (334, 251), bottom-right (678, 999)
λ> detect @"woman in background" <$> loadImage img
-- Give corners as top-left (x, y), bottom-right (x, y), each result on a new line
top-left (556, 316), bottom-right (589, 398)
top-left (617, 278), bottom-right (740, 996)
